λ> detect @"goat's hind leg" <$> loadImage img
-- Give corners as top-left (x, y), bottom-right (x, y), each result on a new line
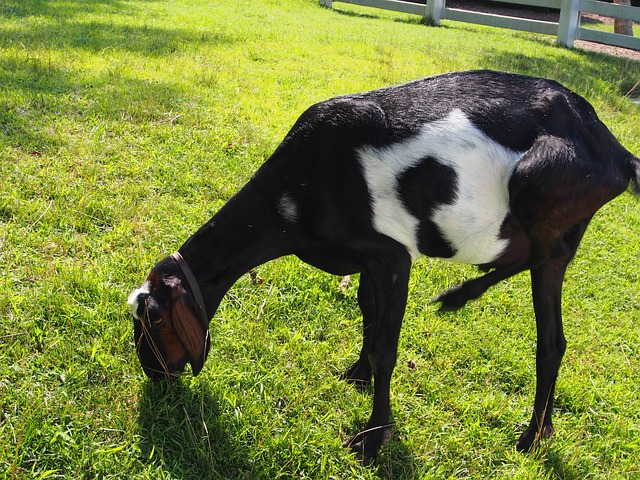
top-left (433, 263), bottom-right (529, 312)
top-left (507, 136), bottom-right (596, 450)
top-left (516, 258), bottom-right (569, 451)
top-left (516, 221), bottom-right (589, 451)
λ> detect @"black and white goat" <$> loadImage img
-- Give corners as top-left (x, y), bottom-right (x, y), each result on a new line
top-left (129, 70), bottom-right (640, 462)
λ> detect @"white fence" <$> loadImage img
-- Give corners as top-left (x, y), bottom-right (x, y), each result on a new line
top-left (321, 0), bottom-right (640, 51)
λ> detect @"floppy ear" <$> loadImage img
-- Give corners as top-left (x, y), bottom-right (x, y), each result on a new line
top-left (171, 292), bottom-right (211, 376)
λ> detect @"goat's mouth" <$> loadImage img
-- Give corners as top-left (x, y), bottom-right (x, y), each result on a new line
top-left (165, 357), bottom-right (189, 376)
top-left (138, 349), bottom-right (189, 380)
top-left (134, 318), bottom-right (189, 380)
top-left (142, 360), bottom-right (187, 381)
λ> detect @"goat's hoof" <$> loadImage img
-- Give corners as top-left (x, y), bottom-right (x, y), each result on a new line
top-left (343, 426), bottom-right (391, 465)
top-left (340, 361), bottom-right (372, 390)
top-left (516, 424), bottom-right (555, 452)
top-left (344, 440), bottom-right (375, 466)
top-left (432, 288), bottom-right (467, 312)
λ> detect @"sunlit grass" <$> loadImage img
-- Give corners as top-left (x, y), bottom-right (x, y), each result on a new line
top-left (1, 0), bottom-right (639, 478)
top-left (580, 19), bottom-right (640, 37)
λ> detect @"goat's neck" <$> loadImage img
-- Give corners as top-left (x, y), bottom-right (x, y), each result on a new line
top-left (178, 180), bottom-right (293, 321)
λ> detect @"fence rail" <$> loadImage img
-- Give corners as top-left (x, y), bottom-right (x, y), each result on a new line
top-left (321, 0), bottom-right (640, 51)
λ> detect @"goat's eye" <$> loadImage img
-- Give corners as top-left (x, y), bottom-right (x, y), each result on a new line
top-left (150, 316), bottom-right (164, 327)
top-left (140, 297), bottom-right (164, 328)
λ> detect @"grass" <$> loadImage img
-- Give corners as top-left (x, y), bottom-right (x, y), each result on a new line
top-left (1, 0), bottom-right (639, 478)
top-left (580, 18), bottom-right (640, 37)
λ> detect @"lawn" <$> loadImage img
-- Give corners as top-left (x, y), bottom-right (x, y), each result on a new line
top-left (580, 18), bottom-right (640, 38)
top-left (1, 0), bottom-right (639, 478)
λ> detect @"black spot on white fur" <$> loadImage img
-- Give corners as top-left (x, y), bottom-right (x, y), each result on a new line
top-left (397, 156), bottom-right (457, 258)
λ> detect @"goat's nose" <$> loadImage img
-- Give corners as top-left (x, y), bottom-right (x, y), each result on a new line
top-left (167, 360), bottom-right (187, 375)
top-left (143, 366), bottom-right (170, 381)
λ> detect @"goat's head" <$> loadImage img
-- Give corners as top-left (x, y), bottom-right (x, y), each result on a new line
top-left (127, 256), bottom-right (210, 380)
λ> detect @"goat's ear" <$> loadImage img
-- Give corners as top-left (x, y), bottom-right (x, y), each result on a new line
top-left (171, 292), bottom-right (210, 376)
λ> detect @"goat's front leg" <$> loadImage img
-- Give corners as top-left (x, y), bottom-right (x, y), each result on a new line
top-left (516, 258), bottom-right (570, 451)
top-left (344, 254), bottom-right (411, 464)
top-left (342, 271), bottom-right (375, 387)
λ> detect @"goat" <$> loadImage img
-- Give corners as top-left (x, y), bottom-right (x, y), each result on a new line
top-left (128, 70), bottom-right (640, 463)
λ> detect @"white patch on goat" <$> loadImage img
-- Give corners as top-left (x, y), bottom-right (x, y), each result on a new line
top-left (278, 193), bottom-right (299, 223)
top-left (358, 139), bottom-right (422, 259)
top-left (358, 109), bottom-right (522, 264)
top-left (127, 280), bottom-right (150, 320)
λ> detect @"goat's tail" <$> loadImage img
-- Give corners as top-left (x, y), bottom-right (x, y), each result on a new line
top-left (631, 155), bottom-right (640, 196)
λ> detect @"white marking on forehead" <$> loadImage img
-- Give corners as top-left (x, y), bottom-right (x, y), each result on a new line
top-left (127, 280), bottom-right (150, 320)
top-left (357, 109), bottom-right (522, 264)
top-left (278, 193), bottom-right (299, 224)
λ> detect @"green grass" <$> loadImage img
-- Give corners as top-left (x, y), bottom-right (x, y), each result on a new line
top-left (1, 0), bottom-right (639, 478)
top-left (580, 20), bottom-right (640, 37)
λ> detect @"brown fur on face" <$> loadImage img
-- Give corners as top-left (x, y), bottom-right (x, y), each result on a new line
top-left (129, 258), bottom-right (210, 379)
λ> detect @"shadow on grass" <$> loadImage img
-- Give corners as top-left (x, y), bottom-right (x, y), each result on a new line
top-left (0, 0), bottom-right (237, 147)
top-left (370, 425), bottom-right (421, 478)
top-left (330, 4), bottom-right (442, 27)
top-left (479, 43), bottom-right (640, 100)
top-left (330, 5), bottom-right (389, 21)
top-left (0, 0), bottom-right (159, 20)
top-left (137, 379), bottom-right (254, 479)
top-left (0, 56), bottom-right (192, 153)
top-left (544, 449), bottom-right (583, 480)
top-left (3, 15), bottom-right (237, 57)
top-left (137, 377), bottom-right (420, 479)
top-left (1, 0), bottom-right (239, 154)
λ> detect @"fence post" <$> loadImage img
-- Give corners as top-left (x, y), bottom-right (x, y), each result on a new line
top-left (558, 0), bottom-right (580, 47)
top-left (426, 0), bottom-right (445, 25)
